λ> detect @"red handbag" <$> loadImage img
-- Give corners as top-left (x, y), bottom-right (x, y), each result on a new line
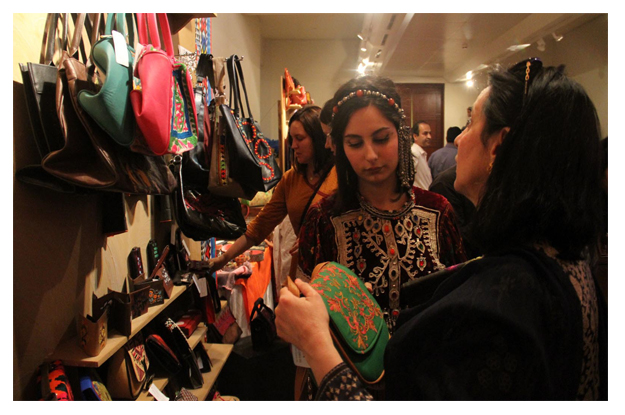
top-left (130, 13), bottom-right (198, 156)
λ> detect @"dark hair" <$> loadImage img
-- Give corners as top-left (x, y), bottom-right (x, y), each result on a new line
top-left (446, 126), bottom-right (462, 143)
top-left (329, 75), bottom-right (410, 212)
top-left (473, 64), bottom-right (603, 260)
top-left (412, 121), bottom-right (428, 136)
top-left (288, 105), bottom-right (334, 175)
top-left (320, 99), bottom-right (334, 126)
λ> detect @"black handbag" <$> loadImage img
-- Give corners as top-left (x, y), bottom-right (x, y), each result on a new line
top-left (17, 14), bottom-right (79, 193)
top-left (145, 333), bottom-right (183, 377)
top-left (159, 317), bottom-right (204, 389)
top-left (181, 53), bottom-right (213, 189)
top-left (170, 155), bottom-right (247, 241)
top-left (220, 54), bottom-right (282, 193)
top-left (250, 298), bottom-right (277, 351)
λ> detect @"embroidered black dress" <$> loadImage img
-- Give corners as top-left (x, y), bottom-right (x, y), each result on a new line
top-left (313, 248), bottom-right (607, 400)
top-left (298, 186), bottom-right (467, 332)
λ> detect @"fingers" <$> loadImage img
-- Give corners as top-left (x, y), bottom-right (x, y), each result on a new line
top-left (286, 277), bottom-right (300, 297)
top-left (294, 278), bottom-right (317, 298)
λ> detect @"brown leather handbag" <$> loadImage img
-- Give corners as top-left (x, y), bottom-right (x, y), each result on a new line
top-left (37, 13), bottom-right (176, 194)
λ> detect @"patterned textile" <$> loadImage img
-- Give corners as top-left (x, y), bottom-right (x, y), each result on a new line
top-left (537, 244), bottom-right (601, 400)
top-left (298, 186), bottom-right (467, 332)
top-left (315, 363), bottom-right (373, 401)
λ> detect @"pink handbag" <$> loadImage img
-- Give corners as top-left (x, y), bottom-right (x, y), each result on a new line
top-left (130, 13), bottom-right (198, 155)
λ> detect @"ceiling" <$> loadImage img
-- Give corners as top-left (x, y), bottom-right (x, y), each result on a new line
top-left (251, 13), bottom-right (604, 83)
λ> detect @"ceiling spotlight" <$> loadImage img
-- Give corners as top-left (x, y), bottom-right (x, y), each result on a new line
top-left (552, 32), bottom-right (563, 42)
top-left (357, 33), bottom-right (364, 40)
top-left (358, 62), bottom-right (366, 75)
top-left (466, 80), bottom-right (474, 88)
top-left (537, 37), bottom-right (546, 52)
top-left (466, 71), bottom-right (473, 80)
top-left (361, 46), bottom-right (367, 52)
top-left (507, 43), bottom-right (531, 52)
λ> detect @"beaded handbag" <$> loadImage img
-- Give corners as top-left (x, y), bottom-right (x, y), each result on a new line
top-left (219, 55), bottom-right (282, 193)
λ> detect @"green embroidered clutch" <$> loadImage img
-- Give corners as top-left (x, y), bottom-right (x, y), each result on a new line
top-left (311, 261), bottom-right (389, 384)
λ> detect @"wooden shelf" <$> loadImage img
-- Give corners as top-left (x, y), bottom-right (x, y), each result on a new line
top-left (48, 285), bottom-right (187, 368)
top-left (190, 343), bottom-right (234, 401)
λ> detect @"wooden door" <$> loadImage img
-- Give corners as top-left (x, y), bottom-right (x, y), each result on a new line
top-left (396, 83), bottom-right (444, 158)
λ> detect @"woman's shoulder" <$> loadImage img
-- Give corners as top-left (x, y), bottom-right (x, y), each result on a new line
top-left (411, 186), bottom-right (452, 212)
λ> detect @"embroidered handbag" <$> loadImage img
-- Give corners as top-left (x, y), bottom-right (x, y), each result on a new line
top-left (106, 333), bottom-right (150, 400)
top-left (220, 55), bottom-right (282, 192)
top-left (130, 13), bottom-right (198, 156)
top-left (310, 261), bottom-right (389, 385)
top-left (206, 55), bottom-right (257, 199)
top-left (79, 369), bottom-right (112, 401)
top-left (208, 102), bottom-right (258, 199)
top-left (77, 13), bottom-right (136, 147)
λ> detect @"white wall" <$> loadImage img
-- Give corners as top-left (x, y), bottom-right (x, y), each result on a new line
top-left (210, 14), bottom-right (263, 125)
top-left (260, 38), bottom-right (360, 141)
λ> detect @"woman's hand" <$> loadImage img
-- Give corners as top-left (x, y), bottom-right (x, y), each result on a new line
top-left (208, 254), bottom-right (229, 273)
top-left (275, 278), bottom-right (343, 383)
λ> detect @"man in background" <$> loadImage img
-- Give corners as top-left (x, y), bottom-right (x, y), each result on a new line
top-left (411, 121), bottom-right (433, 190)
top-left (428, 126), bottom-right (461, 180)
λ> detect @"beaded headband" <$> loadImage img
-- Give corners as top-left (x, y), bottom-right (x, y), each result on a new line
top-left (331, 89), bottom-right (406, 121)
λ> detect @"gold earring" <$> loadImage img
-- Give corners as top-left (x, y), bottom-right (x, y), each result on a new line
top-left (487, 161), bottom-right (494, 173)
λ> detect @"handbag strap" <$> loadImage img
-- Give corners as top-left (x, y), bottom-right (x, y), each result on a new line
top-left (250, 298), bottom-right (266, 321)
top-left (136, 13), bottom-right (174, 58)
top-left (234, 57), bottom-right (253, 119)
top-left (298, 165), bottom-right (333, 230)
top-left (64, 13), bottom-right (101, 67)
top-left (104, 13), bottom-right (135, 47)
top-left (212, 57), bottom-right (227, 104)
top-left (227, 55), bottom-right (253, 120)
top-left (40, 13), bottom-right (67, 65)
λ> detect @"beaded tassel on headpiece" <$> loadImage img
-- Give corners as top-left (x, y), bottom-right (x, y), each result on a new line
top-left (331, 88), bottom-right (415, 190)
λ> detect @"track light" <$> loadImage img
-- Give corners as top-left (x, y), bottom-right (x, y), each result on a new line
top-left (537, 37), bottom-right (546, 52)
top-left (552, 32), bottom-right (563, 42)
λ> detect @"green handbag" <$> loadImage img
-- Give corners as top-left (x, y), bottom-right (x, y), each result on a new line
top-left (310, 261), bottom-right (389, 385)
top-left (77, 13), bottom-right (136, 147)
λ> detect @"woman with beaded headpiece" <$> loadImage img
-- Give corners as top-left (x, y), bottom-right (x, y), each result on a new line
top-left (296, 76), bottom-right (467, 334)
top-left (276, 61), bottom-right (607, 400)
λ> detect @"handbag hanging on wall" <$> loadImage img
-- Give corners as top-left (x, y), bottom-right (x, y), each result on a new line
top-left (77, 13), bottom-right (137, 147)
top-left (36, 13), bottom-right (176, 195)
top-left (180, 53), bottom-right (213, 189)
top-left (205, 55), bottom-right (258, 200)
top-left (220, 55), bottom-right (282, 193)
top-left (171, 155), bottom-right (247, 241)
top-left (130, 13), bottom-right (198, 156)
top-left (17, 13), bottom-right (80, 193)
